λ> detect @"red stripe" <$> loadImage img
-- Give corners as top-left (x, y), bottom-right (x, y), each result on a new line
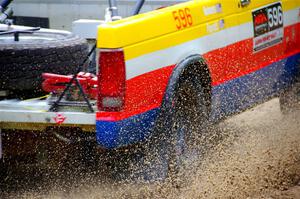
top-left (97, 23), bottom-right (300, 121)
top-left (96, 65), bottom-right (174, 121)
top-left (205, 23), bottom-right (300, 86)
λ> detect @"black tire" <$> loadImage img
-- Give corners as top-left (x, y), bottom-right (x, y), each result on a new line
top-left (280, 59), bottom-right (300, 114)
top-left (279, 82), bottom-right (300, 114)
top-left (89, 69), bottom-right (212, 184)
top-left (144, 70), bottom-right (211, 185)
top-left (0, 30), bottom-right (89, 97)
top-left (166, 76), bottom-right (210, 184)
top-left (0, 160), bottom-right (8, 181)
top-left (82, 72), bottom-right (212, 183)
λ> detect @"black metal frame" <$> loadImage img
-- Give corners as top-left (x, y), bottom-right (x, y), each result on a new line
top-left (49, 0), bottom-right (147, 113)
top-left (132, 0), bottom-right (145, 15)
top-left (0, 0), bottom-right (13, 24)
top-left (49, 44), bottom-right (96, 113)
top-left (0, 0), bottom-right (13, 12)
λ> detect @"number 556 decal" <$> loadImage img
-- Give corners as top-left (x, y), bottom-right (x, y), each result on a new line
top-left (252, 2), bottom-right (284, 52)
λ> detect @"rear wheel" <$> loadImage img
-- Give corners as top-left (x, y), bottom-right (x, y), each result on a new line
top-left (279, 82), bottom-right (300, 114)
top-left (102, 75), bottom-right (212, 183)
top-left (166, 77), bottom-right (210, 185)
top-left (144, 71), bottom-right (211, 185)
top-left (279, 59), bottom-right (300, 114)
top-left (0, 160), bottom-right (8, 184)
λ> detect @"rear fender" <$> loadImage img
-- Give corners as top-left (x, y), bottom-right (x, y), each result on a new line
top-left (158, 54), bottom-right (212, 125)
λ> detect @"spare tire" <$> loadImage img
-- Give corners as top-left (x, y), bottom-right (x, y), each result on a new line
top-left (0, 29), bottom-right (89, 97)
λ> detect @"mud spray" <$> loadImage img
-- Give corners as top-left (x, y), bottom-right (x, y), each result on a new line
top-left (4, 98), bottom-right (300, 198)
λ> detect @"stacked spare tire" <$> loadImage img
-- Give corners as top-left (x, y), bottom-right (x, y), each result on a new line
top-left (0, 28), bottom-right (89, 98)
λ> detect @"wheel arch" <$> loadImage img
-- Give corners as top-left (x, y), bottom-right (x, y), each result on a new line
top-left (160, 54), bottom-right (212, 117)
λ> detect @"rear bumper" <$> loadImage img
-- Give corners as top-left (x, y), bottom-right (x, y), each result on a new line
top-left (96, 108), bottom-right (159, 149)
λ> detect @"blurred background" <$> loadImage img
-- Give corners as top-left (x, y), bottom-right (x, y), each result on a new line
top-left (11, 0), bottom-right (186, 30)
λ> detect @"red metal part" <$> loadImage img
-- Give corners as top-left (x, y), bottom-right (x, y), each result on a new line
top-left (42, 72), bottom-right (98, 99)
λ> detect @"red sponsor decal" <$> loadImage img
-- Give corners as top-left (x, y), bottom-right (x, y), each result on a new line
top-left (53, 113), bottom-right (66, 124)
top-left (254, 13), bottom-right (267, 26)
top-left (255, 32), bottom-right (277, 45)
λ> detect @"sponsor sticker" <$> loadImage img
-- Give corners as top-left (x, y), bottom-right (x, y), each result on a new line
top-left (53, 113), bottom-right (66, 124)
top-left (207, 22), bottom-right (219, 33)
top-left (207, 19), bottom-right (225, 33)
top-left (252, 2), bottom-right (283, 52)
top-left (203, 3), bottom-right (222, 16)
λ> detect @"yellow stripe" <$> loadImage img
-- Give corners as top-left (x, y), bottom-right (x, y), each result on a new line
top-left (124, 14), bottom-right (241, 60)
top-left (97, 0), bottom-right (300, 60)
top-left (282, 0), bottom-right (300, 11)
top-left (23, 94), bottom-right (49, 101)
top-left (97, 0), bottom-right (238, 48)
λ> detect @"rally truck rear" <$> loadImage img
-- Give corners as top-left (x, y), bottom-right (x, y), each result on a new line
top-left (1, 0), bottom-right (300, 180)
top-left (95, 0), bottom-right (300, 142)
top-left (95, 0), bottom-right (300, 176)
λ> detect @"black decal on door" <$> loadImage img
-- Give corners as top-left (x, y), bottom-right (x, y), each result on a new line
top-left (252, 2), bottom-right (283, 52)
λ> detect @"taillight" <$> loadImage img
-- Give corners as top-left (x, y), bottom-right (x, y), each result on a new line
top-left (98, 48), bottom-right (126, 111)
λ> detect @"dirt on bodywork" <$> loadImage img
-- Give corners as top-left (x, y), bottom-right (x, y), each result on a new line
top-left (1, 98), bottom-right (300, 198)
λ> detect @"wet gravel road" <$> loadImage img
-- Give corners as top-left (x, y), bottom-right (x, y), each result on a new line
top-left (1, 98), bottom-right (300, 198)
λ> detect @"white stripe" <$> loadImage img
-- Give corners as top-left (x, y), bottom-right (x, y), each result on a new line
top-left (284, 7), bottom-right (300, 26)
top-left (126, 23), bottom-right (248, 79)
top-left (126, 7), bottom-right (300, 80)
top-left (0, 110), bottom-right (96, 125)
top-left (0, 100), bottom-right (95, 126)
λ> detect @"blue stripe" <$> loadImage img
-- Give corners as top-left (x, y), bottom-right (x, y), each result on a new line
top-left (96, 53), bottom-right (300, 149)
top-left (96, 108), bottom-right (159, 149)
top-left (210, 53), bottom-right (300, 120)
